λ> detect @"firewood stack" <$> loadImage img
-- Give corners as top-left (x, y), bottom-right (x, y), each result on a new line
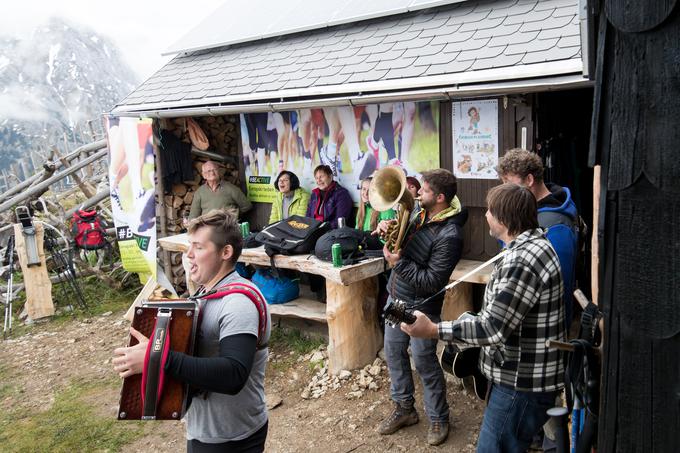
top-left (157, 115), bottom-right (242, 291)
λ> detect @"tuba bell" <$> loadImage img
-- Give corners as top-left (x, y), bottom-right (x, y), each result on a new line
top-left (368, 165), bottom-right (414, 253)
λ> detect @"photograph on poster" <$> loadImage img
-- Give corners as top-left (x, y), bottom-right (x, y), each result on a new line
top-left (105, 116), bottom-right (157, 278)
top-left (240, 102), bottom-right (440, 203)
top-left (452, 99), bottom-right (499, 179)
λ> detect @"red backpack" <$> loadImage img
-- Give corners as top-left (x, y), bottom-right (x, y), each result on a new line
top-left (71, 209), bottom-right (108, 250)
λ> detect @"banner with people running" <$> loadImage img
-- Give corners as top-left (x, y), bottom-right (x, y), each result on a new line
top-left (104, 116), bottom-right (157, 280)
top-left (240, 101), bottom-right (440, 203)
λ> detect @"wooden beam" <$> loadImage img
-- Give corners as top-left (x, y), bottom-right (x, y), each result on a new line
top-left (0, 147), bottom-right (108, 212)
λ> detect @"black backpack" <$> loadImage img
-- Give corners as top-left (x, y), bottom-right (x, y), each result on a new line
top-left (314, 227), bottom-right (368, 265)
top-left (255, 216), bottom-right (330, 272)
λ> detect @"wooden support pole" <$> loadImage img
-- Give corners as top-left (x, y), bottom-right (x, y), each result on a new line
top-left (591, 165), bottom-right (600, 305)
top-left (0, 147), bottom-right (108, 213)
top-left (154, 126), bottom-right (173, 280)
top-left (52, 146), bottom-right (96, 198)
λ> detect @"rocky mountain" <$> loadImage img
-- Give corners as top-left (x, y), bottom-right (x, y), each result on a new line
top-left (0, 17), bottom-right (138, 173)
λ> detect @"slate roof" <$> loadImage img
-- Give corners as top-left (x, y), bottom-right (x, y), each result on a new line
top-left (114, 0), bottom-right (584, 114)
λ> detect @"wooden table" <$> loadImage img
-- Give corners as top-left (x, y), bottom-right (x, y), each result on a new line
top-left (158, 234), bottom-right (385, 374)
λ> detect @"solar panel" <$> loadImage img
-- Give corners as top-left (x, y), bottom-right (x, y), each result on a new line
top-left (164, 0), bottom-right (468, 55)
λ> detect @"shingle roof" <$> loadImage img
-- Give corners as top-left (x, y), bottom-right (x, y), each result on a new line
top-left (115, 0), bottom-right (583, 114)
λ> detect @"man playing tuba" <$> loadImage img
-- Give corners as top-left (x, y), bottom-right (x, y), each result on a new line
top-left (373, 169), bottom-right (467, 446)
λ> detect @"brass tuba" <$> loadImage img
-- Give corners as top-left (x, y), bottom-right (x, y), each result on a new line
top-left (368, 165), bottom-right (414, 253)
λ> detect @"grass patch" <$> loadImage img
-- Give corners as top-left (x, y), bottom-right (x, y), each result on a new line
top-left (0, 364), bottom-right (15, 400)
top-left (269, 327), bottom-right (325, 355)
top-left (6, 269), bottom-right (141, 338)
top-left (268, 327), bottom-right (325, 373)
top-left (0, 382), bottom-right (145, 453)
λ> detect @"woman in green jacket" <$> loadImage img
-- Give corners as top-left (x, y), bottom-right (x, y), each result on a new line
top-left (356, 177), bottom-right (396, 232)
top-left (268, 171), bottom-right (310, 224)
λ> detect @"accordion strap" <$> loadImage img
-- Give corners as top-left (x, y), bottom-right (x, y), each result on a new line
top-left (201, 282), bottom-right (269, 349)
top-left (140, 309), bottom-right (172, 419)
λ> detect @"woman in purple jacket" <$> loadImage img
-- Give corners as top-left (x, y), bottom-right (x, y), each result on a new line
top-left (306, 164), bottom-right (354, 228)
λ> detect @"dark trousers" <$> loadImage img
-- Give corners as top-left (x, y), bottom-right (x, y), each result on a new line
top-left (187, 421), bottom-right (268, 453)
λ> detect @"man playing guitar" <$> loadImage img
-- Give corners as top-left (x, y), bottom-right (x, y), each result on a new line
top-left (401, 183), bottom-right (566, 453)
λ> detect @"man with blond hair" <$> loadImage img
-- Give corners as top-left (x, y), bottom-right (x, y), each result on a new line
top-left (114, 209), bottom-right (270, 452)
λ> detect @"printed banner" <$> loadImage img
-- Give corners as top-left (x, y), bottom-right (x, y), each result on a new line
top-left (105, 116), bottom-right (156, 279)
top-left (452, 99), bottom-right (499, 179)
top-left (240, 102), bottom-right (440, 203)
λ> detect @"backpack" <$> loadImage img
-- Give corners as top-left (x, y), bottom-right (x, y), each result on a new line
top-left (314, 227), bottom-right (367, 265)
top-left (251, 268), bottom-right (300, 304)
top-left (71, 209), bottom-right (108, 250)
top-left (255, 215), bottom-right (330, 257)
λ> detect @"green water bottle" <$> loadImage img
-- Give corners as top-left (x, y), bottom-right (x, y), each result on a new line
top-left (332, 243), bottom-right (343, 267)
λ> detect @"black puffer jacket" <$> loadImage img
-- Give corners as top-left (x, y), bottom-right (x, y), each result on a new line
top-left (387, 207), bottom-right (467, 316)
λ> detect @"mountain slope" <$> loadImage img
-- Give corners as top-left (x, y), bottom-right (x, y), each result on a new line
top-left (0, 17), bottom-right (138, 172)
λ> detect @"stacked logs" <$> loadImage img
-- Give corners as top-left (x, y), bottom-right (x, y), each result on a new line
top-left (157, 115), bottom-right (242, 290)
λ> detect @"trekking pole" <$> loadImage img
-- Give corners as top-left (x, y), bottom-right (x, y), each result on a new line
top-left (3, 236), bottom-right (15, 339)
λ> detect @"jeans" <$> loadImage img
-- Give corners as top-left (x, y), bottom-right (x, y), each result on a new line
top-left (477, 383), bottom-right (557, 453)
top-left (384, 305), bottom-right (449, 422)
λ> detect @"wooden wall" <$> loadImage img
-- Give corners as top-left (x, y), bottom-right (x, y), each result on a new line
top-left (441, 95), bottom-right (534, 261)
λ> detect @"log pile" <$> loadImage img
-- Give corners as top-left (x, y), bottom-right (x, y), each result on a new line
top-left (157, 115), bottom-right (242, 290)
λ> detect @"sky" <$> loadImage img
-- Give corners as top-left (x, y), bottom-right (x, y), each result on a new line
top-left (0, 0), bottom-right (226, 81)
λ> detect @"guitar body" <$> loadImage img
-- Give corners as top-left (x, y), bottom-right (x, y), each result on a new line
top-left (438, 311), bottom-right (488, 401)
top-left (451, 347), bottom-right (488, 400)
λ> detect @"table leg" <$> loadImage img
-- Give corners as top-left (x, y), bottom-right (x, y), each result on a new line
top-left (181, 252), bottom-right (197, 295)
top-left (325, 276), bottom-right (382, 374)
top-left (441, 282), bottom-right (474, 321)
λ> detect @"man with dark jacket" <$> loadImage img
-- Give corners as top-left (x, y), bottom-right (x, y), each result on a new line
top-left (497, 148), bottom-right (579, 329)
top-left (376, 169), bottom-right (467, 446)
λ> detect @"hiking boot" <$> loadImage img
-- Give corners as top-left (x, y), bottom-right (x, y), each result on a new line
top-left (377, 402), bottom-right (419, 435)
top-left (427, 421), bottom-right (449, 446)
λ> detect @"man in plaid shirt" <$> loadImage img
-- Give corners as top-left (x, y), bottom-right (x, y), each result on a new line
top-left (402, 183), bottom-right (566, 452)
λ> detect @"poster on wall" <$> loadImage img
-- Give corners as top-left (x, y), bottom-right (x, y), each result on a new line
top-left (452, 99), bottom-right (499, 179)
top-left (105, 116), bottom-right (156, 280)
top-left (240, 101), bottom-right (440, 203)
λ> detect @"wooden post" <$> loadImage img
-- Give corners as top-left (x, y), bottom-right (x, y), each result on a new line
top-left (13, 223), bottom-right (54, 319)
top-left (52, 146), bottom-right (95, 198)
top-left (591, 165), bottom-right (600, 305)
top-left (441, 283), bottom-right (474, 321)
top-left (325, 277), bottom-right (382, 374)
top-left (19, 159), bottom-right (30, 181)
top-left (153, 124), bottom-right (173, 281)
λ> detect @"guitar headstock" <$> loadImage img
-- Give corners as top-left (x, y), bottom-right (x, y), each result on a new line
top-left (383, 298), bottom-right (416, 327)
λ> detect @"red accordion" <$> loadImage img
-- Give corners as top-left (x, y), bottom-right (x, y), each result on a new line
top-left (117, 300), bottom-right (199, 420)
top-left (117, 282), bottom-right (268, 421)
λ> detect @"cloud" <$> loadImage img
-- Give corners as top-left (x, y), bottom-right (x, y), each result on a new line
top-left (0, 85), bottom-right (49, 122)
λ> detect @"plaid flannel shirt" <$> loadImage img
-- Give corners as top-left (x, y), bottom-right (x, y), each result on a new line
top-left (439, 228), bottom-right (566, 392)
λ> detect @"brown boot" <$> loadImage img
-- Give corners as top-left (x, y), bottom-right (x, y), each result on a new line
top-left (427, 421), bottom-right (449, 446)
top-left (377, 402), bottom-right (419, 435)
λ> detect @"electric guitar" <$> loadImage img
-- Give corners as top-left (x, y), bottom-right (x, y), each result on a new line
top-left (383, 299), bottom-right (488, 400)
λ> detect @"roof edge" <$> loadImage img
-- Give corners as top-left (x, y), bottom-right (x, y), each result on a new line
top-left (111, 72), bottom-right (592, 118)
top-left (115, 59), bottom-right (584, 114)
